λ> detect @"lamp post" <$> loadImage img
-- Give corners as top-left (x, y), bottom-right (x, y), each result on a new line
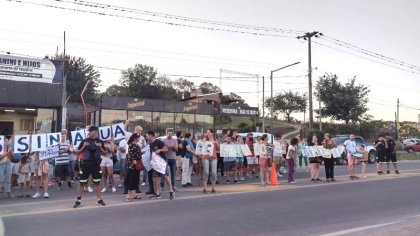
top-left (270, 62), bottom-right (301, 145)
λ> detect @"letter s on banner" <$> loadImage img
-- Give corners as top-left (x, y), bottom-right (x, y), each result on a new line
top-left (15, 135), bottom-right (30, 153)
top-left (31, 134), bottom-right (47, 152)
top-left (99, 126), bottom-right (112, 141)
top-left (47, 132), bottom-right (61, 146)
top-left (112, 123), bottom-right (126, 140)
top-left (0, 135), bottom-right (4, 155)
top-left (71, 130), bottom-right (86, 148)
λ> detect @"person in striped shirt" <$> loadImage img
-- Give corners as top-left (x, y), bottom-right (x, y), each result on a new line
top-left (55, 130), bottom-right (72, 190)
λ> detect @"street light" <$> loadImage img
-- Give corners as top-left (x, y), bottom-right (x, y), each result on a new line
top-left (270, 62), bottom-right (301, 145)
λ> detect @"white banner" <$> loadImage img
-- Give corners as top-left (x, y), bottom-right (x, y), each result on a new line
top-left (14, 135), bottom-right (31, 154)
top-left (31, 134), bottom-right (47, 152)
top-left (39, 145), bottom-right (60, 160)
top-left (47, 132), bottom-right (61, 147)
top-left (0, 54), bottom-right (62, 83)
top-left (150, 153), bottom-right (167, 174)
top-left (0, 136), bottom-right (4, 155)
top-left (99, 126), bottom-right (112, 141)
top-left (111, 123), bottom-right (126, 140)
top-left (302, 146), bottom-right (345, 158)
top-left (220, 144), bottom-right (252, 157)
top-left (71, 130), bottom-right (86, 148)
top-left (141, 145), bottom-right (152, 171)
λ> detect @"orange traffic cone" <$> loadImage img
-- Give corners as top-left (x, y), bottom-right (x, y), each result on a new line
top-left (270, 163), bottom-right (280, 185)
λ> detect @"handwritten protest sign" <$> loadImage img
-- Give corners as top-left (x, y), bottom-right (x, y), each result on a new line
top-left (0, 136), bottom-right (4, 155)
top-left (141, 145), bottom-right (152, 171)
top-left (39, 145), bottom-right (60, 160)
top-left (150, 153), bottom-right (167, 174)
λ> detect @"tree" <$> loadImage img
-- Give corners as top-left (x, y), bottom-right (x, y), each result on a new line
top-left (173, 78), bottom-right (196, 98)
top-left (199, 82), bottom-right (222, 94)
top-left (120, 64), bottom-right (157, 98)
top-left (265, 91), bottom-right (307, 123)
top-left (54, 54), bottom-right (101, 103)
top-left (103, 84), bottom-right (128, 96)
top-left (221, 93), bottom-right (249, 107)
top-left (316, 73), bottom-right (370, 124)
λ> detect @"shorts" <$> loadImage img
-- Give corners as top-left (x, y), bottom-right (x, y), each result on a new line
top-left (100, 157), bottom-right (113, 167)
top-left (347, 156), bottom-right (357, 165)
top-left (176, 156), bottom-right (182, 168)
top-left (32, 162), bottom-right (40, 173)
top-left (247, 156), bottom-right (258, 165)
top-left (236, 157), bottom-right (244, 163)
top-left (18, 173), bottom-right (31, 183)
top-left (376, 154), bottom-right (385, 163)
top-left (273, 156), bottom-right (282, 165)
top-left (55, 164), bottom-right (71, 180)
top-left (152, 165), bottom-right (169, 178)
top-left (79, 160), bottom-right (102, 184)
top-left (259, 157), bottom-right (268, 166)
top-left (10, 163), bottom-right (19, 175)
top-left (385, 153), bottom-right (397, 163)
top-left (37, 160), bottom-right (49, 176)
top-left (224, 161), bottom-right (236, 171)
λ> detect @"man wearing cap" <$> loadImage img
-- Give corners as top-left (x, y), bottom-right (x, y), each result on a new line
top-left (73, 126), bottom-right (107, 208)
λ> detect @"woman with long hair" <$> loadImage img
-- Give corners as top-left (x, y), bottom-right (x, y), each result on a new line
top-left (125, 133), bottom-right (142, 201)
top-left (322, 133), bottom-right (337, 182)
top-left (202, 129), bottom-right (219, 193)
top-left (309, 135), bottom-right (322, 182)
top-left (258, 134), bottom-right (271, 186)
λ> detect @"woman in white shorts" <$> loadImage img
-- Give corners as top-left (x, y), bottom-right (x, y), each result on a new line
top-left (101, 139), bottom-right (116, 193)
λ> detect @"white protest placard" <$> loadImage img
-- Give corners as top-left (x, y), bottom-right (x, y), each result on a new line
top-left (71, 130), bottom-right (86, 148)
top-left (14, 135), bottom-right (31, 153)
top-left (331, 146), bottom-right (345, 158)
top-left (227, 144), bottom-right (237, 157)
top-left (47, 132), bottom-right (61, 147)
top-left (31, 134), bottom-right (47, 152)
top-left (39, 145), bottom-right (60, 160)
top-left (241, 144), bottom-right (252, 157)
top-left (141, 145), bottom-right (152, 171)
top-left (235, 145), bottom-right (243, 157)
top-left (111, 123), bottom-right (126, 140)
top-left (322, 148), bottom-right (332, 158)
top-left (219, 144), bottom-right (229, 157)
top-left (0, 136), bottom-right (4, 155)
top-left (274, 141), bottom-right (282, 154)
top-left (196, 141), bottom-right (205, 155)
top-left (204, 141), bottom-right (214, 156)
top-left (253, 143), bottom-right (262, 156)
top-left (150, 152), bottom-right (167, 174)
top-left (99, 126), bottom-right (112, 141)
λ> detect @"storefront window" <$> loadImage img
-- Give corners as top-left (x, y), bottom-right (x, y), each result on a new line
top-left (101, 109), bottom-right (127, 125)
top-left (36, 108), bottom-right (57, 133)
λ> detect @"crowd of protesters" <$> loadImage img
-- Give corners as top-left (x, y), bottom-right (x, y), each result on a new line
top-left (0, 124), bottom-right (399, 208)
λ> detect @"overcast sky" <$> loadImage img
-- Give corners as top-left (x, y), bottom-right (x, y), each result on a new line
top-left (0, 0), bottom-right (419, 122)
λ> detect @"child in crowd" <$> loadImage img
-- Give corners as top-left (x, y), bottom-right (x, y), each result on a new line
top-left (18, 155), bottom-right (31, 197)
top-left (286, 138), bottom-right (299, 184)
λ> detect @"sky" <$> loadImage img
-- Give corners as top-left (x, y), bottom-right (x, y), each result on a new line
top-left (0, 0), bottom-right (419, 122)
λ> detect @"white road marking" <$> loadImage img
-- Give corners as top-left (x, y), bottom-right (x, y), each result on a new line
top-left (0, 217), bottom-right (5, 236)
top-left (321, 221), bottom-right (403, 236)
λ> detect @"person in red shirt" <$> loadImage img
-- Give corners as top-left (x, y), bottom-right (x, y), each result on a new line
top-left (245, 132), bottom-right (258, 179)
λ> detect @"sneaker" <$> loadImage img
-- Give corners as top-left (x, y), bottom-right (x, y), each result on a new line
top-left (353, 176), bottom-right (360, 179)
top-left (395, 170), bottom-right (400, 174)
top-left (377, 171), bottom-right (382, 175)
top-left (305, 170), bottom-right (309, 173)
top-left (182, 184), bottom-right (188, 187)
top-left (276, 173), bottom-right (282, 178)
top-left (117, 183), bottom-right (123, 188)
top-left (187, 183), bottom-right (193, 186)
top-left (386, 170), bottom-right (391, 174)
top-left (101, 188), bottom-right (107, 193)
top-left (112, 187), bottom-right (117, 193)
top-left (141, 182), bottom-right (147, 186)
top-left (73, 201), bottom-right (81, 208)
top-left (149, 195), bottom-right (162, 200)
top-left (315, 178), bottom-right (322, 182)
top-left (145, 191), bottom-right (154, 195)
top-left (216, 181), bottom-right (220, 185)
top-left (169, 192), bottom-right (175, 200)
top-left (234, 180), bottom-right (239, 184)
top-left (331, 178), bottom-right (336, 182)
top-left (284, 170), bottom-right (288, 174)
top-left (32, 192), bottom-right (41, 199)
top-left (311, 178), bottom-right (316, 182)
top-left (326, 178), bottom-right (331, 182)
top-left (226, 180), bottom-right (230, 184)
top-left (239, 177), bottom-right (245, 181)
top-left (44, 192), bottom-right (50, 198)
top-left (97, 199), bottom-right (106, 206)
top-left (88, 186), bottom-right (94, 193)
top-left (289, 181), bottom-right (296, 184)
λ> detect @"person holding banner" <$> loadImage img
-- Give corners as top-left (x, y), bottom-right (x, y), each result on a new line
top-left (235, 135), bottom-right (245, 182)
top-left (100, 139), bottom-right (117, 193)
top-left (32, 131), bottom-right (51, 199)
top-left (298, 138), bottom-right (309, 173)
top-left (126, 133), bottom-right (142, 201)
top-left (202, 129), bottom-right (219, 194)
top-left (258, 134), bottom-right (271, 186)
top-left (286, 138), bottom-right (299, 184)
top-left (343, 134), bottom-right (359, 180)
top-left (181, 133), bottom-right (197, 187)
top-left (0, 138), bottom-right (13, 199)
top-left (245, 133), bottom-right (258, 179)
top-left (309, 135), bottom-right (323, 182)
top-left (322, 134), bottom-right (337, 182)
top-left (223, 136), bottom-right (237, 184)
top-left (73, 126), bottom-right (107, 208)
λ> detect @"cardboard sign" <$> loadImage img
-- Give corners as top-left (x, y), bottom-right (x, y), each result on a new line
top-left (39, 145), bottom-right (60, 160)
top-left (240, 145), bottom-right (252, 156)
top-left (31, 134), bottom-right (47, 152)
top-left (47, 132), bottom-right (61, 147)
top-left (150, 153), bottom-right (167, 174)
top-left (0, 136), bottom-right (4, 155)
top-left (204, 141), bottom-right (214, 156)
top-left (196, 141), bottom-right (205, 155)
top-left (253, 143), bottom-right (262, 156)
top-left (99, 126), bottom-right (112, 141)
top-left (111, 123), bottom-right (126, 140)
top-left (14, 135), bottom-right (31, 153)
top-left (71, 130), bottom-right (86, 148)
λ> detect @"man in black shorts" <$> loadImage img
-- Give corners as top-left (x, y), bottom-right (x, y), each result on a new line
top-left (146, 131), bottom-right (175, 200)
top-left (385, 133), bottom-right (399, 174)
top-left (73, 126), bottom-right (107, 208)
top-left (374, 134), bottom-right (387, 175)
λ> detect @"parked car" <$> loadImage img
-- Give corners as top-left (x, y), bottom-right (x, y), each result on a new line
top-left (404, 141), bottom-right (420, 153)
top-left (332, 135), bottom-right (377, 165)
top-left (403, 138), bottom-right (420, 148)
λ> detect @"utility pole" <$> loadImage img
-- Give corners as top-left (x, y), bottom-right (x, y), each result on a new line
top-left (318, 85), bottom-right (322, 131)
top-left (262, 76), bottom-right (265, 132)
top-left (297, 31), bottom-right (323, 131)
top-left (396, 98), bottom-right (400, 141)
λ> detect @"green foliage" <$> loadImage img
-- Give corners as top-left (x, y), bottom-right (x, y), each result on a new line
top-left (199, 82), bottom-right (222, 94)
top-left (54, 54), bottom-right (101, 103)
top-left (265, 91), bottom-right (307, 123)
top-left (307, 129), bottom-right (324, 143)
top-left (316, 73), bottom-right (370, 124)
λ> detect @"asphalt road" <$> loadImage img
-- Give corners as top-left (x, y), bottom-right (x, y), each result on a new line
top-left (2, 161), bottom-right (420, 236)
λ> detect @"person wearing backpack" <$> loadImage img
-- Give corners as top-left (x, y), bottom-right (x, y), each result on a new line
top-left (181, 133), bottom-right (198, 187)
